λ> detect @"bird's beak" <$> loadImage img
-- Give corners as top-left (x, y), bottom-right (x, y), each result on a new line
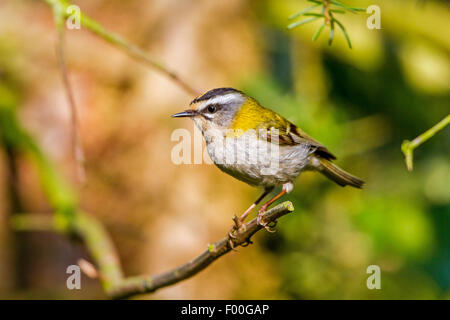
top-left (171, 109), bottom-right (197, 118)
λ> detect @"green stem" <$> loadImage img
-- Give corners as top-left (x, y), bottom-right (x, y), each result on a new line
top-left (42, 0), bottom-right (199, 96)
top-left (401, 114), bottom-right (450, 171)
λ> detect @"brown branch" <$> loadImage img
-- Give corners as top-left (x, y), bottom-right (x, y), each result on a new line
top-left (324, 0), bottom-right (331, 25)
top-left (11, 201), bottom-right (294, 299)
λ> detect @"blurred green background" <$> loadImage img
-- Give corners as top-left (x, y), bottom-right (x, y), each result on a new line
top-left (0, 0), bottom-right (449, 299)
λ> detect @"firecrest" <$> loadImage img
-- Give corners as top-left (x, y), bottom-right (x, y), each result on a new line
top-left (172, 88), bottom-right (364, 244)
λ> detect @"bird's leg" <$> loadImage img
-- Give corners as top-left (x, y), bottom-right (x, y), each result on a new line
top-left (228, 188), bottom-right (273, 247)
top-left (257, 183), bottom-right (292, 232)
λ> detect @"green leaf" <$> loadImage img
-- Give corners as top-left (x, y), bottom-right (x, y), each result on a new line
top-left (289, 4), bottom-right (321, 20)
top-left (333, 18), bottom-right (352, 49)
top-left (330, 0), bottom-right (365, 13)
top-left (328, 20), bottom-right (335, 45)
top-left (303, 13), bottom-right (325, 17)
top-left (287, 17), bottom-right (320, 29)
top-left (330, 9), bottom-right (346, 14)
top-left (307, 0), bottom-right (323, 4)
top-left (312, 23), bottom-right (326, 41)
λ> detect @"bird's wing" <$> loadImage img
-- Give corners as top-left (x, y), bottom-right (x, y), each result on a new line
top-left (256, 109), bottom-right (337, 160)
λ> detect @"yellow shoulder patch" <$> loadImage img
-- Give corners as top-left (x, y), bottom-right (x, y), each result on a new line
top-left (231, 98), bottom-right (290, 136)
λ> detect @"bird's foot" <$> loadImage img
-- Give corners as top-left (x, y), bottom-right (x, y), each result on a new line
top-left (233, 214), bottom-right (247, 231)
top-left (228, 215), bottom-right (247, 250)
top-left (257, 208), bottom-right (276, 233)
top-left (241, 237), bottom-right (253, 247)
top-left (227, 235), bottom-right (236, 250)
top-left (228, 215), bottom-right (247, 238)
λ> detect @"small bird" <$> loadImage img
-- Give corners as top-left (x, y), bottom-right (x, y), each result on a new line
top-left (172, 88), bottom-right (364, 244)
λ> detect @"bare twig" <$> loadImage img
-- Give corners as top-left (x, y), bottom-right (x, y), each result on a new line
top-left (324, 0), bottom-right (331, 25)
top-left (401, 114), bottom-right (449, 171)
top-left (11, 201), bottom-right (294, 299)
top-left (43, 0), bottom-right (200, 96)
top-left (79, 15), bottom-right (201, 96)
top-left (44, 0), bottom-right (204, 184)
top-left (52, 4), bottom-right (86, 184)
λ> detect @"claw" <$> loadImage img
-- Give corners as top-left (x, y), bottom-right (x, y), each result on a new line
top-left (228, 230), bottom-right (237, 239)
top-left (228, 215), bottom-right (240, 240)
top-left (228, 216), bottom-right (239, 250)
top-left (257, 208), bottom-right (276, 233)
top-left (257, 208), bottom-right (266, 227)
top-left (241, 238), bottom-right (253, 247)
top-left (228, 214), bottom-right (246, 241)
top-left (227, 235), bottom-right (237, 251)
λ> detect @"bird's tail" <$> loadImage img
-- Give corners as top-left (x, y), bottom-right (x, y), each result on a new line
top-left (314, 157), bottom-right (364, 189)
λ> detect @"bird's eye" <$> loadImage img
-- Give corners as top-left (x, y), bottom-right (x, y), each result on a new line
top-left (207, 105), bottom-right (217, 113)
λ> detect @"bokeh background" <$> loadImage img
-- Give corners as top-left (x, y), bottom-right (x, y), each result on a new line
top-left (0, 0), bottom-right (449, 299)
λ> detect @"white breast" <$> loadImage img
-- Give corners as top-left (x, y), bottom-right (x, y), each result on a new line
top-left (205, 130), bottom-right (312, 188)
